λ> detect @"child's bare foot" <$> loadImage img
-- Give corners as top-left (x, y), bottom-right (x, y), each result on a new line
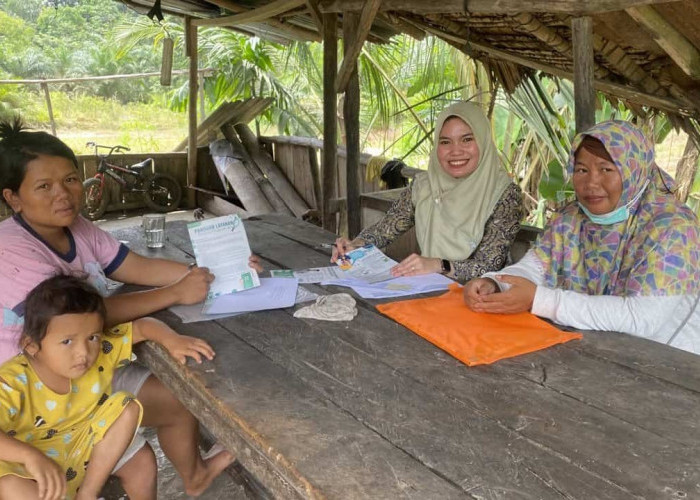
top-left (183, 448), bottom-right (235, 497)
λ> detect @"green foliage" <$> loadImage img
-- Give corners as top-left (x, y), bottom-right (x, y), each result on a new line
top-left (538, 159), bottom-right (573, 202)
top-left (2, 0), bottom-right (693, 226)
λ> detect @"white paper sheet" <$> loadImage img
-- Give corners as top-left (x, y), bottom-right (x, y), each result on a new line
top-left (203, 277), bottom-right (299, 315)
top-left (270, 245), bottom-right (397, 285)
top-left (270, 267), bottom-right (342, 284)
top-left (323, 273), bottom-right (453, 299)
top-left (169, 284), bottom-right (318, 323)
top-left (187, 215), bottom-right (260, 299)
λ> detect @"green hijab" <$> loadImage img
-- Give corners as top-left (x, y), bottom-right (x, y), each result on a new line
top-left (412, 102), bottom-right (511, 261)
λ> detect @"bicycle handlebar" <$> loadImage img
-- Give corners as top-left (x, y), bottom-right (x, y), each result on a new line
top-left (85, 142), bottom-right (131, 158)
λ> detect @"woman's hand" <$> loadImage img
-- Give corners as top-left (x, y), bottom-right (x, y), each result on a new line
top-left (331, 237), bottom-right (365, 263)
top-left (171, 266), bottom-right (215, 305)
top-left (248, 254), bottom-right (263, 273)
top-left (160, 334), bottom-right (215, 364)
top-left (391, 254), bottom-right (441, 277)
top-left (463, 278), bottom-right (499, 309)
top-left (467, 275), bottom-right (536, 314)
top-left (23, 448), bottom-right (66, 500)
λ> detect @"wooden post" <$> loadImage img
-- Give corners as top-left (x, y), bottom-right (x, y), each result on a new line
top-left (572, 16), bottom-right (596, 133)
top-left (186, 16), bottom-right (198, 207)
top-left (322, 13), bottom-right (338, 232)
top-left (343, 12), bottom-right (362, 238)
top-left (199, 72), bottom-right (206, 121)
top-left (40, 82), bottom-right (56, 136)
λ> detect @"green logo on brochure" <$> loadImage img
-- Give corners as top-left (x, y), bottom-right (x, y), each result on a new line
top-left (242, 272), bottom-right (253, 289)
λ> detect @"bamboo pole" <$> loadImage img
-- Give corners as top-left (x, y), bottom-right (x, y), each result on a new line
top-left (343, 11), bottom-right (362, 238)
top-left (234, 123), bottom-right (309, 217)
top-left (572, 16), bottom-right (596, 133)
top-left (40, 83), bottom-right (56, 136)
top-left (209, 140), bottom-right (274, 214)
top-left (221, 125), bottom-right (292, 215)
top-left (0, 69), bottom-right (212, 85)
top-left (160, 37), bottom-right (174, 86)
top-left (322, 12), bottom-right (338, 232)
top-left (192, 0), bottom-right (306, 27)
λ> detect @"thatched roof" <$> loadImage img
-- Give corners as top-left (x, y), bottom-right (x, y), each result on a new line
top-left (120, 0), bottom-right (700, 125)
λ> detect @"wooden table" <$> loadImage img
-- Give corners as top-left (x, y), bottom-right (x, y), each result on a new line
top-left (110, 214), bottom-right (700, 500)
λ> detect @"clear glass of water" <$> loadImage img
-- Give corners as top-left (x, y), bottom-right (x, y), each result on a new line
top-left (142, 214), bottom-right (166, 248)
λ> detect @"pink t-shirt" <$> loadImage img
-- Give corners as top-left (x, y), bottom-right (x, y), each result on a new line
top-left (0, 215), bottom-right (129, 363)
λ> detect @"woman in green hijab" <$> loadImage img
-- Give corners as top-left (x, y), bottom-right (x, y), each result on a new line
top-left (332, 101), bottom-right (523, 282)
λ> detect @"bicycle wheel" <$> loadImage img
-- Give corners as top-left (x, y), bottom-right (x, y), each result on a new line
top-left (142, 173), bottom-right (182, 212)
top-left (81, 178), bottom-right (108, 220)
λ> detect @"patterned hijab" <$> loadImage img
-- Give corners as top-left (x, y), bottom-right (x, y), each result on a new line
top-left (412, 102), bottom-right (512, 260)
top-left (533, 120), bottom-right (700, 296)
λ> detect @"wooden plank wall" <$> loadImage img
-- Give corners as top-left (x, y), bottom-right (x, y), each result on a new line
top-left (273, 143), bottom-right (319, 209)
top-left (267, 139), bottom-right (385, 237)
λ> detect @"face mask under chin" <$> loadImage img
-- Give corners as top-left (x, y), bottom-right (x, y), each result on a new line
top-left (577, 179), bottom-right (650, 225)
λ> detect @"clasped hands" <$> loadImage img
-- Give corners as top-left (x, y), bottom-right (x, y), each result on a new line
top-left (462, 275), bottom-right (536, 314)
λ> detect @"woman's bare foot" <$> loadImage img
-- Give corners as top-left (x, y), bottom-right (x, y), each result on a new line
top-left (183, 449), bottom-right (235, 497)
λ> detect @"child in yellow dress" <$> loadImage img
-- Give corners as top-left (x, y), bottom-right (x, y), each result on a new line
top-left (0, 275), bottom-right (219, 500)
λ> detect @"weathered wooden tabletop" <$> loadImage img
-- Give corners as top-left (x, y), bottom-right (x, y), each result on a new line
top-left (110, 214), bottom-right (700, 500)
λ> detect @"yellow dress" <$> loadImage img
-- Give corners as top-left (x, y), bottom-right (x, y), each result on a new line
top-left (0, 323), bottom-right (143, 499)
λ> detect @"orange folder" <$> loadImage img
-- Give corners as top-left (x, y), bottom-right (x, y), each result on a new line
top-left (376, 284), bottom-right (582, 366)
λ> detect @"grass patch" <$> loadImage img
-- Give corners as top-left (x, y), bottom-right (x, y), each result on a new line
top-left (2, 87), bottom-right (187, 153)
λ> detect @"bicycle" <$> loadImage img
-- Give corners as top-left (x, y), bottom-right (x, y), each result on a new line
top-left (81, 142), bottom-right (182, 221)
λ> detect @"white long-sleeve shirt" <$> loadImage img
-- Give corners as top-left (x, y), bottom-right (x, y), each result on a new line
top-left (483, 250), bottom-right (700, 354)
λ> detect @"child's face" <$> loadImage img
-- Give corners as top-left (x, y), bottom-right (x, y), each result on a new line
top-left (27, 312), bottom-right (104, 382)
top-left (2, 154), bottom-right (82, 231)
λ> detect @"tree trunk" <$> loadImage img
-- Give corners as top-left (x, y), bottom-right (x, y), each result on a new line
top-left (674, 136), bottom-right (700, 203)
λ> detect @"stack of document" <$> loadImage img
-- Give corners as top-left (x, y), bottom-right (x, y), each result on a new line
top-left (322, 273), bottom-right (453, 299)
top-left (271, 244), bottom-right (453, 299)
top-left (271, 244), bottom-right (397, 285)
top-left (170, 283), bottom-right (318, 324)
top-left (204, 277), bottom-right (299, 314)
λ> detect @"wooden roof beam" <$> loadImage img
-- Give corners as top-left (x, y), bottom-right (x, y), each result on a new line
top-left (511, 13), bottom-right (611, 80)
top-left (192, 0), bottom-right (306, 27)
top-left (305, 0), bottom-right (324, 32)
top-left (410, 17), bottom-right (692, 115)
top-left (625, 5), bottom-right (700, 80)
top-left (206, 0), bottom-right (321, 40)
top-left (380, 13), bottom-right (426, 40)
top-left (593, 34), bottom-right (661, 94)
top-left (335, 0), bottom-right (382, 93)
top-left (319, 0), bottom-right (681, 15)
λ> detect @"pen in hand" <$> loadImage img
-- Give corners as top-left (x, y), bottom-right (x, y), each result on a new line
top-left (323, 242), bottom-right (349, 264)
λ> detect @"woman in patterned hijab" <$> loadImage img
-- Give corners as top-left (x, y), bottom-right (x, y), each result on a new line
top-left (464, 120), bottom-right (700, 353)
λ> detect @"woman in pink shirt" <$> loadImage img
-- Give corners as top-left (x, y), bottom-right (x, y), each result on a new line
top-left (0, 118), bottom-right (259, 496)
